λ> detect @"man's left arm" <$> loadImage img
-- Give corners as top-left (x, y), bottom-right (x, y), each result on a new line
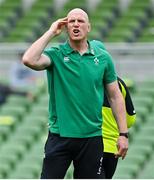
top-left (105, 80), bottom-right (128, 159)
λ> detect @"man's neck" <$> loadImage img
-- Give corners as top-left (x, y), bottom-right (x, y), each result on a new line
top-left (69, 39), bottom-right (88, 55)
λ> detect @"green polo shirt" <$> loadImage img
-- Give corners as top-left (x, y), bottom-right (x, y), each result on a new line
top-left (44, 40), bottom-right (117, 138)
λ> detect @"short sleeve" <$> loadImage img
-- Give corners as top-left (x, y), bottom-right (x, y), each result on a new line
top-left (104, 52), bottom-right (117, 84)
top-left (43, 47), bottom-right (59, 64)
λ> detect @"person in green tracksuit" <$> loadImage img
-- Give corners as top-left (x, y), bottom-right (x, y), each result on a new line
top-left (22, 8), bottom-right (128, 179)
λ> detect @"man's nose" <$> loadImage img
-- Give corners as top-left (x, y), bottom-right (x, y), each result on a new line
top-left (74, 20), bottom-right (79, 26)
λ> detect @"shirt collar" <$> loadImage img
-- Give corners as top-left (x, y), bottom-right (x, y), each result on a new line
top-left (87, 40), bottom-right (95, 55)
top-left (61, 40), bottom-right (75, 54)
top-left (61, 40), bottom-right (95, 56)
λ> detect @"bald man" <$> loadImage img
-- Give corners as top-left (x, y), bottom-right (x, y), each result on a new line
top-left (22, 8), bottom-right (128, 179)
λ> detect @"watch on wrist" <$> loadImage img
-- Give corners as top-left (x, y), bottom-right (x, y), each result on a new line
top-left (119, 132), bottom-right (129, 138)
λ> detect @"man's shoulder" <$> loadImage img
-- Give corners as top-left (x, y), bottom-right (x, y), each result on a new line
top-left (46, 45), bottom-right (60, 51)
top-left (90, 40), bottom-right (106, 50)
top-left (44, 45), bottom-right (61, 56)
top-left (89, 40), bottom-right (111, 58)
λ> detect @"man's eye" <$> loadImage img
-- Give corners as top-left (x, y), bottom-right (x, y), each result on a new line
top-left (69, 20), bottom-right (75, 23)
top-left (78, 20), bottom-right (84, 23)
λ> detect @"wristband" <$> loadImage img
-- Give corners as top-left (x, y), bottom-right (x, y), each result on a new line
top-left (119, 132), bottom-right (129, 138)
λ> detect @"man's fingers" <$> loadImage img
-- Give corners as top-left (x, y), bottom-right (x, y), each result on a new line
top-left (58, 17), bottom-right (68, 24)
top-left (115, 146), bottom-right (128, 159)
top-left (116, 136), bottom-right (128, 159)
top-left (57, 18), bottom-right (68, 29)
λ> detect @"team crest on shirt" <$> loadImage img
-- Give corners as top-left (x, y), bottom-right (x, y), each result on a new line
top-left (94, 57), bottom-right (99, 65)
top-left (64, 56), bottom-right (70, 62)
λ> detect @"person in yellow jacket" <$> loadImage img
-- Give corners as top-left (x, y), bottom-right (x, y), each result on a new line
top-left (90, 40), bottom-right (136, 178)
top-left (102, 77), bottom-right (136, 178)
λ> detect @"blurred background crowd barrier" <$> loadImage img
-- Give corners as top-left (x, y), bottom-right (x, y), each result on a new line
top-left (0, 0), bottom-right (154, 179)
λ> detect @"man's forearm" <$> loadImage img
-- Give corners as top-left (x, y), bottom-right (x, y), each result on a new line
top-left (22, 18), bottom-right (68, 70)
top-left (110, 95), bottom-right (128, 133)
top-left (23, 30), bottom-right (55, 63)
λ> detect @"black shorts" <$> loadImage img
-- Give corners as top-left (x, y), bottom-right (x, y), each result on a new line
top-left (41, 131), bottom-right (105, 179)
top-left (103, 152), bottom-right (118, 179)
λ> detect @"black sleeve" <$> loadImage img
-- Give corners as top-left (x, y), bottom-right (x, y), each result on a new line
top-left (118, 77), bottom-right (136, 116)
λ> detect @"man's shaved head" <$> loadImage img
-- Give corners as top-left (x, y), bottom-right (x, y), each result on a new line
top-left (67, 8), bottom-right (89, 22)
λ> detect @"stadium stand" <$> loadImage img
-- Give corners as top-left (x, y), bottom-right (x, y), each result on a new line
top-left (138, 145), bottom-right (154, 178)
top-left (88, 0), bottom-right (120, 40)
top-left (0, 0), bottom-right (154, 178)
top-left (105, 0), bottom-right (153, 42)
top-left (138, 19), bottom-right (154, 42)
top-left (1, 0), bottom-right (154, 43)
top-left (1, 0), bottom-right (55, 42)
top-left (0, 0), bottom-right (23, 41)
